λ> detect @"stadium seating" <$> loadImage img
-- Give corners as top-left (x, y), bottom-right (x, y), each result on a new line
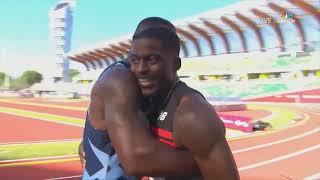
top-left (191, 78), bottom-right (320, 99)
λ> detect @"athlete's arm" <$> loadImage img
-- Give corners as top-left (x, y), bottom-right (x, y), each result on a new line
top-left (89, 66), bottom-right (199, 177)
top-left (173, 93), bottom-right (240, 180)
top-left (78, 140), bottom-right (85, 167)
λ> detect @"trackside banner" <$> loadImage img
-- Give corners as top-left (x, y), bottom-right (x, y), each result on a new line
top-left (218, 113), bottom-right (253, 133)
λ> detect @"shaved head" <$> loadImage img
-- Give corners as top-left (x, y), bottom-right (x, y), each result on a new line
top-left (134, 17), bottom-right (176, 35)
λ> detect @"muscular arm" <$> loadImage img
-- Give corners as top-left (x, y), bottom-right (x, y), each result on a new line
top-left (89, 66), bottom-right (199, 177)
top-left (78, 140), bottom-right (85, 167)
top-left (173, 94), bottom-right (239, 180)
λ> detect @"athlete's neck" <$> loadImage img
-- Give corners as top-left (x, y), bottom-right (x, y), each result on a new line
top-left (151, 77), bottom-right (179, 110)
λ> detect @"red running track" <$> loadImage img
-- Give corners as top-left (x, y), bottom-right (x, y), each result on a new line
top-left (17, 98), bottom-right (89, 107)
top-left (0, 99), bottom-right (271, 121)
top-left (0, 161), bottom-right (82, 180)
top-left (230, 105), bottom-right (320, 179)
top-left (0, 101), bottom-right (318, 179)
top-left (219, 109), bottom-right (271, 120)
top-left (0, 113), bottom-right (83, 143)
top-left (0, 101), bottom-right (86, 119)
top-left (246, 89), bottom-right (320, 103)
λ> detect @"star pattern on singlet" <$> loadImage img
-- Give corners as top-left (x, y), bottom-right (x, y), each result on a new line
top-left (83, 139), bottom-right (125, 180)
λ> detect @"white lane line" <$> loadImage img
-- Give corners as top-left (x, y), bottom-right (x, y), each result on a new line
top-left (0, 155), bottom-right (78, 163)
top-left (232, 128), bottom-right (320, 154)
top-left (43, 175), bottom-right (82, 180)
top-left (0, 107), bottom-right (85, 128)
top-left (304, 172), bottom-right (320, 180)
top-left (238, 144), bottom-right (320, 172)
top-left (0, 139), bottom-right (81, 146)
top-left (307, 111), bottom-right (320, 117)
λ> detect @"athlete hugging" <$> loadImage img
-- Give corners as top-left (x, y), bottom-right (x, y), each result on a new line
top-left (79, 17), bottom-right (239, 180)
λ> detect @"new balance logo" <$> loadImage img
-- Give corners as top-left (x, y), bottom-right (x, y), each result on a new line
top-left (158, 111), bottom-right (168, 121)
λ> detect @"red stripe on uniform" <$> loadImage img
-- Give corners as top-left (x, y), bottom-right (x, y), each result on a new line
top-left (152, 127), bottom-right (173, 140)
top-left (159, 138), bottom-right (177, 148)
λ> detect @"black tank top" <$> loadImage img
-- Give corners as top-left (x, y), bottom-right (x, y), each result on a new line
top-left (145, 81), bottom-right (205, 180)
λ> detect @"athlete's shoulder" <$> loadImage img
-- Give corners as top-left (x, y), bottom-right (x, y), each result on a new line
top-left (95, 60), bottom-right (130, 81)
top-left (177, 92), bottom-right (207, 113)
top-left (89, 60), bottom-right (138, 108)
top-left (94, 62), bottom-right (134, 91)
top-left (173, 89), bottom-right (225, 154)
top-left (89, 60), bottom-right (141, 130)
top-left (92, 59), bottom-right (142, 105)
top-left (175, 88), bottom-right (221, 130)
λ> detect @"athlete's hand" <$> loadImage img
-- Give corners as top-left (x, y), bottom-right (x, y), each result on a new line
top-left (78, 141), bottom-right (86, 168)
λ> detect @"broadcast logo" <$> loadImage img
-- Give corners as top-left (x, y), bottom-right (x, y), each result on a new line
top-left (281, 11), bottom-right (295, 22)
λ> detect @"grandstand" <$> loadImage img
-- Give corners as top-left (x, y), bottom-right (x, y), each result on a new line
top-left (66, 0), bottom-right (319, 100)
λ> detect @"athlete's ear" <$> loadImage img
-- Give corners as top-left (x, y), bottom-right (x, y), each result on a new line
top-left (175, 56), bottom-right (181, 71)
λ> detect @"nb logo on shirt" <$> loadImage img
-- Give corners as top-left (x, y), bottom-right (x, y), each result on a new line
top-left (158, 111), bottom-right (168, 121)
top-left (142, 176), bottom-right (165, 180)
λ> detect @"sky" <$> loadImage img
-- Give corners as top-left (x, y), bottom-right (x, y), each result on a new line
top-left (0, 0), bottom-right (240, 79)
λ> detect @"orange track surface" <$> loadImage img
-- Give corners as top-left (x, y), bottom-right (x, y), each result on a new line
top-left (0, 161), bottom-right (82, 180)
top-left (17, 98), bottom-right (89, 107)
top-left (0, 101), bottom-right (86, 119)
top-left (219, 109), bottom-right (272, 119)
top-left (0, 99), bottom-right (319, 179)
top-left (0, 113), bottom-right (83, 143)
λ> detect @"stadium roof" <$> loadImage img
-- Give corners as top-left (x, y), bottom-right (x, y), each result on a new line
top-left (67, 0), bottom-right (320, 70)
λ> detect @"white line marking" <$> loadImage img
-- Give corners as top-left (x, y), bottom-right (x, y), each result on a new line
top-left (286, 95), bottom-right (300, 99)
top-left (0, 110), bottom-right (84, 128)
top-left (308, 111), bottom-right (320, 116)
top-left (0, 155), bottom-right (78, 163)
top-left (302, 95), bottom-right (320, 99)
top-left (0, 150), bottom-right (8, 154)
top-left (255, 111), bottom-right (277, 122)
top-left (0, 139), bottom-right (81, 146)
top-left (43, 175), bottom-right (82, 180)
top-left (238, 144), bottom-right (320, 172)
top-left (0, 99), bottom-right (87, 111)
top-left (232, 128), bottom-right (320, 154)
top-left (304, 172), bottom-right (320, 180)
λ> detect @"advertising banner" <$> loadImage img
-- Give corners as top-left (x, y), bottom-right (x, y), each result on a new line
top-left (218, 113), bottom-right (253, 133)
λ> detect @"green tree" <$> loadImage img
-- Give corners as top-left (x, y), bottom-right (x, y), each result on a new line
top-left (0, 72), bottom-right (5, 86)
top-left (9, 78), bottom-right (29, 90)
top-left (9, 71), bottom-right (43, 90)
top-left (20, 70), bottom-right (43, 85)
